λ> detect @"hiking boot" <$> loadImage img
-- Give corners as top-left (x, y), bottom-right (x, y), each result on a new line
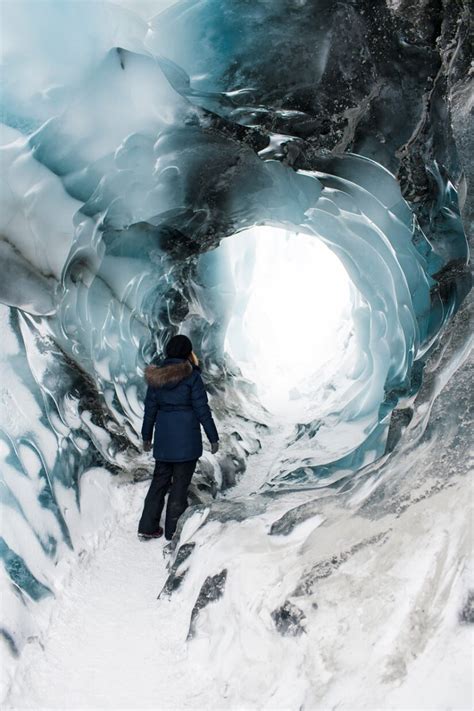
top-left (138, 527), bottom-right (164, 540)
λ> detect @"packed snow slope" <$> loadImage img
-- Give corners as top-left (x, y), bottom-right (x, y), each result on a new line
top-left (0, 0), bottom-right (472, 707)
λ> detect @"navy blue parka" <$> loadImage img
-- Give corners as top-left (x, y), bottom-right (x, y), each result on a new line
top-left (141, 356), bottom-right (219, 462)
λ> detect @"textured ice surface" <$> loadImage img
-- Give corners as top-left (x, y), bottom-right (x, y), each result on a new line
top-left (0, 0), bottom-right (472, 706)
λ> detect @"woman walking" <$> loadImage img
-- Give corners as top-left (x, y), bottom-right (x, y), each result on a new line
top-left (138, 335), bottom-right (219, 541)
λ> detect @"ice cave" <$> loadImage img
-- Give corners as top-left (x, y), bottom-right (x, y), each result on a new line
top-left (0, 0), bottom-right (472, 708)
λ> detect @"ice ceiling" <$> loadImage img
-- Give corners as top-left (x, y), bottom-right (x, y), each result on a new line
top-left (0, 0), bottom-right (472, 700)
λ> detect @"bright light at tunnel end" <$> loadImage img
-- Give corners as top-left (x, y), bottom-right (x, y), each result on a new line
top-left (223, 226), bottom-right (356, 416)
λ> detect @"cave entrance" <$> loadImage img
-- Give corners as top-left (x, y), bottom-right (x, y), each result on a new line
top-left (222, 225), bottom-right (358, 419)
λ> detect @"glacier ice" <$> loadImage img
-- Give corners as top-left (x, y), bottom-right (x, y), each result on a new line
top-left (0, 0), bottom-right (472, 707)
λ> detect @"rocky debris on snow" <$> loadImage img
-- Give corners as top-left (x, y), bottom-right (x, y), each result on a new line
top-left (187, 569), bottom-right (228, 640)
top-left (294, 530), bottom-right (391, 596)
top-left (158, 543), bottom-right (196, 599)
top-left (269, 499), bottom-right (321, 536)
top-left (271, 600), bottom-right (306, 637)
top-left (458, 590), bottom-right (474, 624)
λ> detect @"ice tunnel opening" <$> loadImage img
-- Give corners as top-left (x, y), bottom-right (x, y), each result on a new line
top-left (220, 226), bottom-right (359, 419)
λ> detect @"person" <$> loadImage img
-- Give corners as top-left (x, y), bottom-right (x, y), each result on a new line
top-left (138, 334), bottom-right (219, 541)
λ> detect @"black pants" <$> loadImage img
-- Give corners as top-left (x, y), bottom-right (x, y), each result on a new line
top-left (138, 459), bottom-right (197, 540)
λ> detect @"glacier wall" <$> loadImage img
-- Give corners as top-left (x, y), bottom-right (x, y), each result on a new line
top-left (0, 0), bottom-right (471, 701)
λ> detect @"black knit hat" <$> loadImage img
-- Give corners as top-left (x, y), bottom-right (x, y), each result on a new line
top-left (165, 334), bottom-right (193, 359)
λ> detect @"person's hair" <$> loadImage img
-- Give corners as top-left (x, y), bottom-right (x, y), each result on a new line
top-left (165, 334), bottom-right (193, 359)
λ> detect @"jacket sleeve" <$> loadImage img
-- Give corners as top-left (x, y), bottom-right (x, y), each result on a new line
top-left (191, 373), bottom-right (219, 444)
top-left (141, 386), bottom-right (159, 441)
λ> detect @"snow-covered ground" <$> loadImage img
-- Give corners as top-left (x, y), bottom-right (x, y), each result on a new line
top-left (5, 417), bottom-right (472, 710)
top-left (5, 479), bottom-right (201, 710)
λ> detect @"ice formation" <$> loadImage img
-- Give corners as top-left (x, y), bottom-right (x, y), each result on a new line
top-left (0, 0), bottom-right (472, 707)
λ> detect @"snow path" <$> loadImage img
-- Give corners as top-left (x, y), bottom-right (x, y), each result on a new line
top-left (6, 422), bottom-right (297, 710)
top-left (7, 480), bottom-right (215, 710)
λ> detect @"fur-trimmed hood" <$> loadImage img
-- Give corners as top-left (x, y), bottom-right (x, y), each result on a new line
top-left (145, 359), bottom-right (194, 389)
